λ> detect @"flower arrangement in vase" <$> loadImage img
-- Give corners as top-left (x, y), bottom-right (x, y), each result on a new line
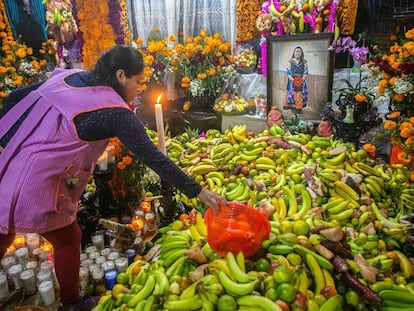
top-left (368, 28), bottom-right (414, 171)
top-left (321, 36), bottom-right (382, 144)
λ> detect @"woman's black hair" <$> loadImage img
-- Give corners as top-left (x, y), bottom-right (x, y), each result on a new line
top-left (291, 46), bottom-right (305, 60)
top-left (90, 45), bottom-right (145, 98)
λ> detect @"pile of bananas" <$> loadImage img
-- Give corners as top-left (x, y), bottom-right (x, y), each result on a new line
top-left (213, 97), bottom-right (249, 114)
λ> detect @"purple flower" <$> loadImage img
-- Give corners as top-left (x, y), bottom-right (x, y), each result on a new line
top-left (399, 62), bottom-right (414, 75)
top-left (328, 36), bottom-right (357, 54)
top-left (350, 46), bottom-right (369, 65)
top-left (210, 55), bottom-right (220, 66)
top-left (193, 50), bottom-right (205, 63)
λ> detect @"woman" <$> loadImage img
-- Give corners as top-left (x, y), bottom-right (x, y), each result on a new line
top-left (283, 46), bottom-right (308, 112)
top-left (0, 45), bottom-right (225, 310)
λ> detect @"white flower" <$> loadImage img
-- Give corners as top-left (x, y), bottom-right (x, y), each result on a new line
top-left (393, 77), bottom-right (414, 95)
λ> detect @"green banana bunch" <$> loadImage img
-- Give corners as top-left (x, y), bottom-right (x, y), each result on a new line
top-left (237, 295), bottom-right (283, 311)
top-left (226, 251), bottom-right (256, 283)
top-left (127, 274), bottom-right (156, 308)
top-left (217, 270), bottom-right (258, 296)
top-left (91, 295), bottom-right (115, 311)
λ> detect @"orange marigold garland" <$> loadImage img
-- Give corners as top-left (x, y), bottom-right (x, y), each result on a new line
top-left (75, 0), bottom-right (117, 69)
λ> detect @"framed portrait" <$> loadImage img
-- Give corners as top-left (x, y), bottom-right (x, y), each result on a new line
top-left (266, 33), bottom-right (334, 121)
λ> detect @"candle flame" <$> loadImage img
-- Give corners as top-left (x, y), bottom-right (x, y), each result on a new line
top-left (156, 93), bottom-right (163, 104)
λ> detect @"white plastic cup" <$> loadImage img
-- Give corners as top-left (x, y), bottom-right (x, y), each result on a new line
top-left (8, 263), bottom-right (23, 289)
top-left (20, 268), bottom-right (37, 295)
top-left (38, 280), bottom-right (56, 306)
top-left (0, 274), bottom-right (9, 299)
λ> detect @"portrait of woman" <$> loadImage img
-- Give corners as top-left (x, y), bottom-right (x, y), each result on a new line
top-left (283, 46), bottom-right (308, 112)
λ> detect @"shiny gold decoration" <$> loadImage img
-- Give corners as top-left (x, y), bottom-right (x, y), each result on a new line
top-left (236, 0), bottom-right (263, 42)
top-left (336, 0), bottom-right (359, 35)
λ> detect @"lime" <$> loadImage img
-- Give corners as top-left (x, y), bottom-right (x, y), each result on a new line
top-left (279, 220), bottom-right (293, 234)
top-left (288, 149), bottom-right (298, 158)
top-left (116, 272), bottom-right (128, 285)
top-left (286, 253), bottom-right (302, 266)
top-left (255, 258), bottom-right (270, 272)
top-left (273, 266), bottom-right (293, 284)
top-left (312, 152), bottom-right (321, 160)
top-left (276, 283), bottom-right (297, 303)
top-left (217, 294), bottom-right (237, 311)
top-left (292, 220), bottom-right (310, 236)
top-left (249, 169), bottom-right (258, 178)
top-left (265, 287), bottom-right (278, 301)
top-left (291, 174), bottom-right (303, 183)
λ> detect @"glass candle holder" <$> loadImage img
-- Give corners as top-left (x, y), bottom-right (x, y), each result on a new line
top-left (91, 231), bottom-right (105, 251)
top-left (38, 280), bottom-right (56, 306)
top-left (20, 268), bottom-right (37, 295)
top-left (24, 233), bottom-right (40, 253)
top-left (144, 212), bottom-right (156, 231)
top-left (8, 263), bottom-right (23, 289)
top-left (0, 274), bottom-right (9, 300)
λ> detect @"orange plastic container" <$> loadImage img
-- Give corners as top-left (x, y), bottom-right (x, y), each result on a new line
top-left (204, 202), bottom-right (270, 258)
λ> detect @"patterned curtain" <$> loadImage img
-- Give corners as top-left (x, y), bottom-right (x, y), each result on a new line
top-left (126, 0), bottom-right (236, 45)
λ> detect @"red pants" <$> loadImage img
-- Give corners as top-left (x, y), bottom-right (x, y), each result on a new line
top-left (0, 221), bottom-right (82, 306)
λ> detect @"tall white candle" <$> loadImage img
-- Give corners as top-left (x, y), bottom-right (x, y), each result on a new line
top-left (154, 94), bottom-right (166, 155)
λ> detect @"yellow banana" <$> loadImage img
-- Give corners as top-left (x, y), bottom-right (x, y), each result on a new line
top-left (256, 156), bottom-right (276, 166)
top-left (354, 162), bottom-right (382, 177)
top-left (190, 164), bottom-right (218, 176)
top-left (322, 268), bottom-right (336, 291)
top-left (324, 152), bottom-right (346, 166)
top-left (282, 186), bottom-right (298, 218)
top-left (194, 212), bottom-right (207, 237)
top-left (394, 250), bottom-right (413, 279)
top-left (305, 252), bottom-right (325, 295)
top-left (326, 200), bottom-right (350, 214)
top-left (334, 180), bottom-right (360, 202)
top-left (278, 196), bottom-right (288, 221)
top-left (322, 197), bottom-right (347, 210)
top-left (328, 208), bottom-right (354, 221)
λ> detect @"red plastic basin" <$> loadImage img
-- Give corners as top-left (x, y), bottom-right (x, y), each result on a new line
top-left (204, 202), bottom-right (270, 258)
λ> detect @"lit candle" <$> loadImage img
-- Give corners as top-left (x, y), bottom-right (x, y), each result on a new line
top-left (154, 93), bottom-right (166, 155)
top-left (141, 199), bottom-right (152, 213)
top-left (13, 234), bottom-right (25, 248)
top-left (96, 151), bottom-right (108, 171)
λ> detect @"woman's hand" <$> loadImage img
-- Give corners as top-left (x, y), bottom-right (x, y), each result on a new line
top-left (198, 188), bottom-right (227, 212)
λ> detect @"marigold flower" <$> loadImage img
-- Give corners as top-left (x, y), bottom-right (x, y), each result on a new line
top-left (384, 120), bottom-right (397, 130)
top-left (354, 94), bottom-right (366, 103)
top-left (390, 111), bottom-right (401, 118)
top-left (393, 93), bottom-right (405, 102)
